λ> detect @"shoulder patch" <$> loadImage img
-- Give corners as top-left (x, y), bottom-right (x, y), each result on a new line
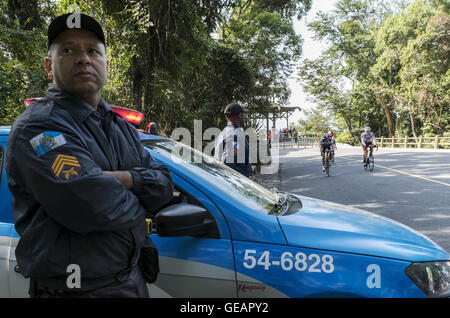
top-left (51, 154), bottom-right (81, 180)
top-left (30, 131), bottom-right (66, 157)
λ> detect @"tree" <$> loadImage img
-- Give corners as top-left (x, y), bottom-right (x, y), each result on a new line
top-left (1, 0), bottom-right (313, 138)
top-left (400, 13), bottom-right (450, 134)
top-left (0, 0), bottom-right (56, 125)
top-left (151, 43), bottom-right (254, 133)
top-left (298, 0), bottom-right (380, 137)
top-left (295, 104), bottom-right (333, 135)
top-left (298, 56), bottom-right (354, 134)
top-left (370, 0), bottom-right (438, 136)
top-left (297, 0), bottom-right (449, 139)
top-left (221, 0), bottom-right (311, 114)
top-left (84, 0), bottom-right (312, 134)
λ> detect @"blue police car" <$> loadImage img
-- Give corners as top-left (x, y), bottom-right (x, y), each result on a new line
top-left (0, 107), bottom-right (449, 297)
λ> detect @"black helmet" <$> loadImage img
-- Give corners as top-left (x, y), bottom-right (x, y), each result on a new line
top-left (323, 133), bottom-right (329, 139)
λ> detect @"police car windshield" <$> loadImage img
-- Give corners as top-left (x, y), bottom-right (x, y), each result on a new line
top-left (142, 139), bottom-right (279, 214)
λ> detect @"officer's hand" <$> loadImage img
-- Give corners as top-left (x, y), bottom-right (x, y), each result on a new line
top-left (103, 171), bottom-right (134, 190)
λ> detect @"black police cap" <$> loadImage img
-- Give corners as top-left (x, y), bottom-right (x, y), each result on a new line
top-left (47, 13), bottom-right (105, 49)
top-left (224, 102), bottom-right (249, 117)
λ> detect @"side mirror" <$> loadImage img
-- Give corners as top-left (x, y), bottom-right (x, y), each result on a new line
top-left (155, 203), bottom-right (218, 238)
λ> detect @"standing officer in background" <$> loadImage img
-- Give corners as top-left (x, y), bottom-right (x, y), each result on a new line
top-left (5, 13), bottom-right (173, 298)
top-left (214, 102), bottom-right (253, 177)
top-left (145, 122), bottom-right (159, 135)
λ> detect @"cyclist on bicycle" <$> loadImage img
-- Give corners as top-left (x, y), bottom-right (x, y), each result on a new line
top-left (320, 133), bottom-right (333, 172)
top-left (361, 126), bottom-right (376, 166)
top-left (328, 130), bottom-right (337, 163)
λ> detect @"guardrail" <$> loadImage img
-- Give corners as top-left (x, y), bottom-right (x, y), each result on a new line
top-left (276, 137), bottom-right (316, 149)
top-left (376, 135), bottom-right (450, 149)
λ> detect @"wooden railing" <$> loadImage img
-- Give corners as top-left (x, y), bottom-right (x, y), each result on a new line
top-left (376, 135), bottom-right (450, 149)
top-left (276, 137), bottom-right (316, 148)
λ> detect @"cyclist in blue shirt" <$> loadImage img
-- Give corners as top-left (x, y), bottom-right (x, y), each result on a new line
top-left (328, 130), bottom-right (337, 164)
top-left (320, 133), bottom-right (333, 172)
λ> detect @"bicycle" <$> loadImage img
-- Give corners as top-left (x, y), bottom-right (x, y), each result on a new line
top-left (324, 149), bottom-right (332, 176)
top-left (364, 145), bottom-right (377, 172)
top-left (330, 149), bottom-right (335, 165)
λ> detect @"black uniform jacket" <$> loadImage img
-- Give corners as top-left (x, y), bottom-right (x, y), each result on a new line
top-left (5, 84), bottom-right (173, 291)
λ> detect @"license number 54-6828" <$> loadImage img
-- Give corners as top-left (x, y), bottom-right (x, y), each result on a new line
top-left (243, 249), bottom-right (335, 274)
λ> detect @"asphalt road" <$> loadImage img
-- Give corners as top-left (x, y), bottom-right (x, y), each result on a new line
top-left (277, 143), bottom-right (450, 253)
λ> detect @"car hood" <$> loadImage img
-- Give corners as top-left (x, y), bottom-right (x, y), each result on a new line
top-left (277, 195), bottom-right (449, 262)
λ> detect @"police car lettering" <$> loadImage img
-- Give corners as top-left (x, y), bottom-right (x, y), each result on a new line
top-left (243, 249), bottom-right (335, 273)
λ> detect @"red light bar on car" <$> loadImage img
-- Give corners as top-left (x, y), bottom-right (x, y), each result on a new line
top-left (24, 98), bottom-right (41, 107)
top-left (24, 98), bottom-right (144, 126)
top-left (110, 105), bottom-right (144, 125)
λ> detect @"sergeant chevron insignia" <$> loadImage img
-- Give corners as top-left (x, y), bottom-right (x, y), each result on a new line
top-left (51, 154), bottom-right (81, 180)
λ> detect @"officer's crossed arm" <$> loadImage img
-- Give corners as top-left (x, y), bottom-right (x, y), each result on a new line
top-left (101, 157), bottom-right (173, 214)
top-left (9, 123), bottom-right (146, 235)
top-left (127, 135), bottom-right (174, 214)
top-left (103, 170), bottom-right (134, 189)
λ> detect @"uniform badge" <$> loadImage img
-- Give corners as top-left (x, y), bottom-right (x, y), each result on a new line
top-left (30, 131), bottom-right (67, 157)
top-left (51, 154), bottom-right (81, 180)
top-left (232, 141), bottom-right (239, 154)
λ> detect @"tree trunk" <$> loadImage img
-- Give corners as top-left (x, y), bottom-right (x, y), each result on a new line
top-left (408, 103), bottom-right (418, 143)
top-left (346, 103), bottom-right (353, 136)
top-left (345, 118), bottom-right (352, 135)
top-left (381, 103), bottom-right (395, 137)
top-left (374, 86), bottom-right (395, 137)
top-left (131, 56), bottom-right (143, 110)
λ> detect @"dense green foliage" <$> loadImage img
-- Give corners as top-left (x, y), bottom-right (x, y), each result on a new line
top-left (0, 0), bottom-right (56, 125)
top-left (297, 0), bottom-right (449, 143)
top-left (0, 0), bottom-right (312, 136)
top-left (2, 0), bottom-right (447, 143)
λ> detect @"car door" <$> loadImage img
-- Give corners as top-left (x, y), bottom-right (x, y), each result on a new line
top-left (7, 227), bottom-right (28, 298)
top-left (148, 172), bottom-right (236, 298)
top-left (0, 137), bottom-right (13, 224)
top-left (0, 142), bottom-right (10, 297)
top-left (0, 137), bottom-right (29, 298)
top-left (0, 222), bottom-right (11, 297)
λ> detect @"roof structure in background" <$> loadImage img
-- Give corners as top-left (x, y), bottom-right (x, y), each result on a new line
top-left (245, 102), bottom-right (301, 132)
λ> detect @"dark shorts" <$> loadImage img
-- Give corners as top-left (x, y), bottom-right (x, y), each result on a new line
top-left (362, 142), bottom-right (373, 150)
top-left (321, 144), bottom-right (333, 154)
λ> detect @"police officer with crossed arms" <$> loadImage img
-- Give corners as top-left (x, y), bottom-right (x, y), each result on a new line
top-left (5, 13), bottom-right (173, 298)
